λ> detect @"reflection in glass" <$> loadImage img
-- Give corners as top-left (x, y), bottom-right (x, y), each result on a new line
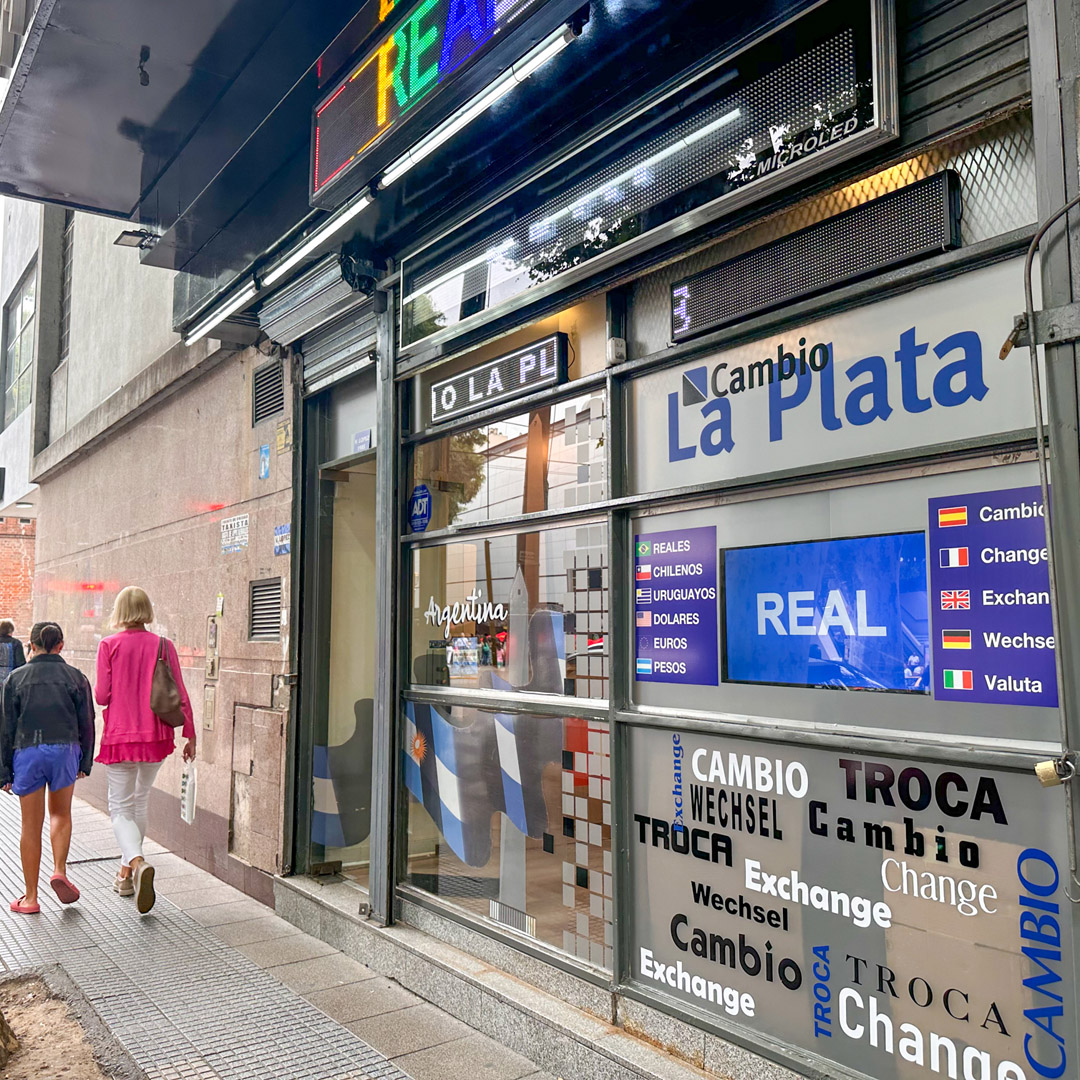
top-left (311, 463), bottom-right (377, 886)
top-left (404, 703), bottom-right (613, 968)
top-left (411, 392), bottom-right (606, 530)
top-left (401, 1), bottom-right (873, 344)
top-left (411, 523), bottom-right (608, 700)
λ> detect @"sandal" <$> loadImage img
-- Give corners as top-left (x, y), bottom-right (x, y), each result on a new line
top-left (9, 896), bottom-right (39, 914)
top-left (50, 873), bottom-right (79, 904)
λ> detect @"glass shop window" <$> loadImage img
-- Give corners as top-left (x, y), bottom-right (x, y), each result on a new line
top-left (630, 459), bottom-right (1060, 746)
top-left (403, 703), bottom-right (613, 969)
top-left (410, 522), bottom-right (609, 700)
top-left (410, 391), bottom-right (606, 530)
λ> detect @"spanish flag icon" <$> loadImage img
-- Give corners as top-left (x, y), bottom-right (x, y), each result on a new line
top-left (937, 506), bottom-right (968, 528)
top-left (942, 629), bottom-right (972, 649)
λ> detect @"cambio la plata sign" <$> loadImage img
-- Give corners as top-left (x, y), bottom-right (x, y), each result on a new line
top-left (628, 260), bottom-right (1039, 494)
top-left (429, 333), bottom-right (568, 424)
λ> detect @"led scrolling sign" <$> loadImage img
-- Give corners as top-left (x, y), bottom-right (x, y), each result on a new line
top-left (399, 0), bottom-right (897, 350)
top-left (312, 0), bottom-right (545, 201)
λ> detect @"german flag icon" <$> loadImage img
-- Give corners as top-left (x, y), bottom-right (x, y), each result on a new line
top-left (942, 629), bottom-right (972, 649)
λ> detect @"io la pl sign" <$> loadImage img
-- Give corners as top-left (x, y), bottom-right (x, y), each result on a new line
top-left (429, 333), bottom-right (568, 424)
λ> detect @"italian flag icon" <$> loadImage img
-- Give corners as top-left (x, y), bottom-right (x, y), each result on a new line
top-left (943, 669), bottom-right (973, 690)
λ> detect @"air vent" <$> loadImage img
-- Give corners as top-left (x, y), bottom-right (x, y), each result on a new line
top-left (249, 578), bottom-right (282, 641)
top-left (671, 170), bottom-right (963, 343)
top-left (252, 361), bottom-right (285, 425)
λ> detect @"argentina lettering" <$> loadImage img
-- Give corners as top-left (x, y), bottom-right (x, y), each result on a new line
top-left (630, 727), bottom-right (1073, 1080)
top-left (628, 260), bottom-right (1040, 495)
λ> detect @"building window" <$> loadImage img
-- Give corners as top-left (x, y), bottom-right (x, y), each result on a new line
top-left (58, 211), bottom-right (74, 361)
top-left (410, 522), bottom-right (609, 700)
top-left (3, 266), bottom-right (36, 428)
top-left (404, 704), bottom-right (613, 967)
top-left (410, 392), bottom-right (607, 531)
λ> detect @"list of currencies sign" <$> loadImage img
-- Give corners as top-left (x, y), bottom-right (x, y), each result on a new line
top-left (928, 485), bottom-right (1058, 707)
top-left (634, 526), bottom-right (718, 685)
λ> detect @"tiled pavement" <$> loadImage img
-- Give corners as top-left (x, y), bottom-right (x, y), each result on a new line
top-left (0, 794), bottom-right (555, 1080)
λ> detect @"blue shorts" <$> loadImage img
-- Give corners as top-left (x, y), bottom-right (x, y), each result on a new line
top-left (12, 743), bottom-right (81, 796)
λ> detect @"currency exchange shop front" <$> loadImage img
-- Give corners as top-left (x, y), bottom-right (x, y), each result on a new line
top-left (618, 255), bottom-right (1076, 1080)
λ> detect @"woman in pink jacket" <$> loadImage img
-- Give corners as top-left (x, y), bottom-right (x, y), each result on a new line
top-left (95, 586), bottom-right (196, 913)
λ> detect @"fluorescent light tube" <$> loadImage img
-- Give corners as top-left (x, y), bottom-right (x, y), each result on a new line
top-left (262, 192), bottom-right (373, 287)
top-left (380, 24), bottom-right (577, 189)
top-left (184, 281), bottom-right (259, 346)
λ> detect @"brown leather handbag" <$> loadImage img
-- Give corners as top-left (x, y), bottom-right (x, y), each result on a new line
top-left (150, 636), bottom-right (185, 728)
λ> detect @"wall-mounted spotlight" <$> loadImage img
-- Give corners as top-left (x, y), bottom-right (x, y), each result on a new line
top-left (114, 229), bottom-right (158, 250)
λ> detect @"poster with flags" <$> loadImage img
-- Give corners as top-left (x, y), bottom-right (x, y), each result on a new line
top-left (929, 485), bottom-right (1057, 707)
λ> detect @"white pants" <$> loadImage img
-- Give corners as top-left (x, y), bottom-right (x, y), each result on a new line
top-left (107, 761), bottom-right (163, 867)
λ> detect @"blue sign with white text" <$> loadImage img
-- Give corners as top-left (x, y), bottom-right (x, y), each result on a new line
top-left (634, 526), bottom-right (718, 685)
top-left (928, 485), bottom-right (1057, 707)
top-left (722, 533), bottom-right (929, 692)
top-left (409, 484), bottom-right (432, 533)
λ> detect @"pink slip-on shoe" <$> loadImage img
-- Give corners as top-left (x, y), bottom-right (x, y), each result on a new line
top-left (50, 873), bottom-right (79, 904)
top-left (9, 896), bottom-right (39, 914)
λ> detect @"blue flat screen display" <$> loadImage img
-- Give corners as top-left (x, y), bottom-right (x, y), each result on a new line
top-left (722, 532), bottom-right (929, 693)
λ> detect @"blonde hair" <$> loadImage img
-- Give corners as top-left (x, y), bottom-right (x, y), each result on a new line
top-left (111, 586), bottom-right (154, 629)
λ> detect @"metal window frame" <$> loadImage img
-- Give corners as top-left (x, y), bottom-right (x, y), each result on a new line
top-left (290, 91), bottom-right (1070, 1072)
top-left (1, 259), bottom-right (36, 428)
top-left (58, 210), bottom-right (73, 361)
top-left (384, 222), bottom-right (1065, 1003)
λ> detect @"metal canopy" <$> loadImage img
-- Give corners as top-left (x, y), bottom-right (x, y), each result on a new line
top-left (0, 0), bottom-right (359, 219)
top-left (0, 0), bottom-right (821, 322)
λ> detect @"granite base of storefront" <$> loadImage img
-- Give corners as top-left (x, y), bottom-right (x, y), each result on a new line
top-left (275, 876), bottom-right (810, 1080)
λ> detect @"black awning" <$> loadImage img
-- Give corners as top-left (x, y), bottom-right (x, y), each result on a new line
top-left (0, 0), bottom-right (359, 220)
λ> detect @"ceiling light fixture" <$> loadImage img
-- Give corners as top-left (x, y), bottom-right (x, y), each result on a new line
top-left (262, 190), bottom-right (373, 287)
top-left (183, 280), bottom-right (259, 346)
top-left (379, 23), bottom-right (579, 190)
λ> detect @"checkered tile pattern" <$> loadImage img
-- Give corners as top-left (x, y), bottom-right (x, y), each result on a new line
top-left (560, 723), bottom-right (612, 968)
top-left (0, 796), bottom-right (410, 1080)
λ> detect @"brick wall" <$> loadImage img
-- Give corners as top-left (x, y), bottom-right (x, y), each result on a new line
top-left (0, 517), bottom-right (35, 636)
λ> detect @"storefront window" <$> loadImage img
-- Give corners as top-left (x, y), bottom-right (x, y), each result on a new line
top-left (410, 523), bottom-right (609, 699)
top-left (403, 702), bottom-right (613, 968)
top-left (411, 391), bottom-right (606, 530)
top-left (630, 460), bottom-right (1059, 744)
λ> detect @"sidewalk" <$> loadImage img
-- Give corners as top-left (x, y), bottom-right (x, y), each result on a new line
top-left (0, 793), bottom-right (553, 1080)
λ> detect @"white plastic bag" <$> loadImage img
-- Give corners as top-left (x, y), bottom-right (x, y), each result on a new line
top-left (180, 760), bottom-right (197, 825)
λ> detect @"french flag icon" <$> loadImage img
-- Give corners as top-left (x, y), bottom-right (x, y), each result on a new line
top-left (939, 547), bottom-right (969, 568)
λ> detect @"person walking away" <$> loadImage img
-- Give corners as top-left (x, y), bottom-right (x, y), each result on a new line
top-left (0, 622), bottom-right (94, 913)
top-left (0, 621), bottom-right (26, 684)
top-left (96, 587), bottom-right (195, 914)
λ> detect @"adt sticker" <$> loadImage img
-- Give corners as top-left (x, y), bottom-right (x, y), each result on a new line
top-left (409, 484), bottom-right (432, 533)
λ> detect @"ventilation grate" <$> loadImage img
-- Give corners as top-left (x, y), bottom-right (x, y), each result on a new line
top-left (252, 361), bottom-right (285, 425)
top-left (249, 578), bottom-right (282, 641)
top-left (670, 170), bottom-right (962, 343)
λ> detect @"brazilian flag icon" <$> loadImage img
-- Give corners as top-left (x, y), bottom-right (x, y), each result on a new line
top-left (636, 541), bottom-right (651, 557)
